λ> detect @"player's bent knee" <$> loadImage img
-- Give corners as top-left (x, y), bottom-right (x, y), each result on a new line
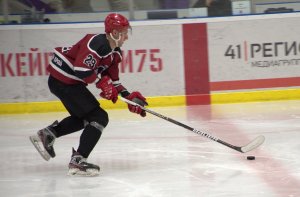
top-left (89, 121), bottom-right (104, 133)
top-left (85, 108), bottom-right (109, 128)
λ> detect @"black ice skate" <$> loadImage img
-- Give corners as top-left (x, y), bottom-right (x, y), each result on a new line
top-left (68, 148), bottom-right (100, 176)
top-left (29, 121), bottom-right (58, 161)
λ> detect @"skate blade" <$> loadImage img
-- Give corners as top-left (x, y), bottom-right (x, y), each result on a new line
top-left (29, 135), bottom-right (51, 161)
top-left (67, 168), bottom-right (100, 177)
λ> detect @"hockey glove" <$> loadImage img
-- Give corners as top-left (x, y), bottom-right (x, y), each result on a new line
top-left (96, 76), bottom-right (118, 103)
top-left (126, 91), bottom-right (148, 117)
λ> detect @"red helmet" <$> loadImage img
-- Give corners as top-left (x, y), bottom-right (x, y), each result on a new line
top-left (105, 13), bottom-right (130, 33)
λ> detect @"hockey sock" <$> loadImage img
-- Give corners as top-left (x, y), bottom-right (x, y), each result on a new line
top-left (77, 124), bottom-right (102, 158)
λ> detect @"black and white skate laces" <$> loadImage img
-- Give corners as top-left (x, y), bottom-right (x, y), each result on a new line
top-left (68, 148), bottom-right (100, 176)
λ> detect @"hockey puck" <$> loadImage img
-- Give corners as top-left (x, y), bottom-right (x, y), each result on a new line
top-left (247, 156), bottom-right (255, 160)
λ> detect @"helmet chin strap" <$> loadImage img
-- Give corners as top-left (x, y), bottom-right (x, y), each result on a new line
top-left (109, 32), bottom-right (121, 48)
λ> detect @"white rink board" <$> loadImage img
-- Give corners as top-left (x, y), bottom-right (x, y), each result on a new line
top-left (1, 13), bottom-right (300, 103)
top-left (208, 17), bottom-right (300, 82)
top-left (0, 24), bottom-right (184, 102)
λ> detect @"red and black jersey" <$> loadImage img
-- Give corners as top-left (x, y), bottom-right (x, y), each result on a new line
top-left (48, 34), bottom-right (128, 95)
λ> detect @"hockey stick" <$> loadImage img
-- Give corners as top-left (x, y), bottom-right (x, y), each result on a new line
top-left (120, 97), bottom-right (265, 153)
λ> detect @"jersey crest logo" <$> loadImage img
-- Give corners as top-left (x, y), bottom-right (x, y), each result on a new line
top-left (62, 47), bottom-right (71, 53)
top-left (84, 54), bottom-right (97, 69)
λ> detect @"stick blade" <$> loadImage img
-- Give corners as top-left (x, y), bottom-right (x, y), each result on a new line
top-left (241, 135), bottom-right (265, 153)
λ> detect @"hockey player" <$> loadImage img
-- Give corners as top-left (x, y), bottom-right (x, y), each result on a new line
top-left (29, 13), bottom-right (147, 176)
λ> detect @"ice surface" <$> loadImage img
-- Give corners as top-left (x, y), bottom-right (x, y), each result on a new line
top-left (1, 100), bottom-right (300, 197)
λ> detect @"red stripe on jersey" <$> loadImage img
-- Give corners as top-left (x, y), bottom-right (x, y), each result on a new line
top-left (47, 66), bottom-right (84, 85)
